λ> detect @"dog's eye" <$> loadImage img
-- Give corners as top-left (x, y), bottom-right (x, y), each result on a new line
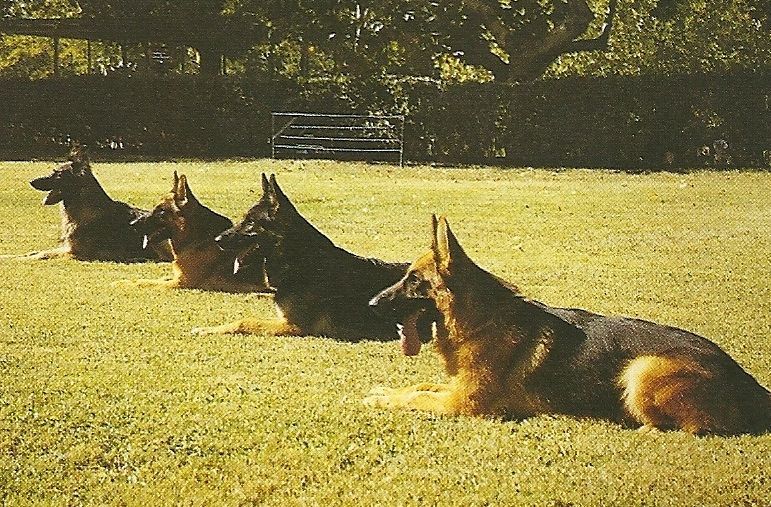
top-left (416, 279), bottom-right (431, 294)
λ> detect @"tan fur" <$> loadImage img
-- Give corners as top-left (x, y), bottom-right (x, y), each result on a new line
top-left (192, 318), bottom-right (300, 336)
top-left (122, 174), bottom-right (271, 293)
top-left (365, 217), bottom-right (554, 418)
top-left (364, 382), bottom-right (455, 414)
top-left (619, 355), bottom-right (737, 435)
top-left (18, 245), bottom-right (73, 260)
top-left (127, 242), bottom-right (264, 293)
top-left (366, 215), bottom-right (771, 435)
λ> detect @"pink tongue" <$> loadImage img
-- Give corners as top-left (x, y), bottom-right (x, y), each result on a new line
top-left (399, 314), bottom-right (422, 356)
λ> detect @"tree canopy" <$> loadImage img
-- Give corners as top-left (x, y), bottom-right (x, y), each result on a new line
top-left (0, 0), bottom-right (769, 80)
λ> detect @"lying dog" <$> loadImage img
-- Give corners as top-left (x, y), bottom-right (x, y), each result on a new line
top-left (191, 173), bottom-right (434, 342)
top-left (24, 146), bottom-right (172, 262)
top-left (366, 215), bottom-right (771, 435)
top-left (126, 172), bottom-right (272, 293)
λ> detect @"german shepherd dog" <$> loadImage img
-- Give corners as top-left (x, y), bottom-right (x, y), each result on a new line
top-left (126, 172), bottom-right (272, 293)
top-left (191, 173), bottom-right (434, 342)
top-left (366, 215), bottom-right (771, 435)
top-left (24, 146), bottom-right (172, 262)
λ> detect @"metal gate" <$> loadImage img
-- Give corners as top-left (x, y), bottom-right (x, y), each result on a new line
top-left (271, 112), bottom-right (405, 166)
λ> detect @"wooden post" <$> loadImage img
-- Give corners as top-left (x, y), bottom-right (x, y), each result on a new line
top-left (86, 39), bottom-right (92, 74)
top-left (267, 29), bottom-right (277, 78)
top-left (300, 44), bottom-right (309, 77)
top-left (144, 42), bottom-right (151, 70)
top-left (53, 36), bottom-right (60, 77)
top-left (198, 47), bottom-right (222, 76)
top-left (399, 115), bottom-right (405, 168)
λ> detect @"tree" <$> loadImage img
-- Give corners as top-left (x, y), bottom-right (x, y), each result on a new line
top-left (551, 0), bottom-right (771, 76)
top-left (75, 0), bottom-right (225, 18)
top-left (1, 0), bottom-right (769, 80)
top-left (224, 0), bottom-right (619, 82)
top-left (0, 0), bottom-right (268, 76)
top-left (425, 0), bottom-right (618, 82)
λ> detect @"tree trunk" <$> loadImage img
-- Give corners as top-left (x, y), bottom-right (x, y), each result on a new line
top-left (52, 36), bottom-right (60, 77)
top-left (198, 47), bottom-right (222, 76)
top-left (458, 0), bottom-right (617, 82)
top-left (86, 39), bottom-right (92, 74)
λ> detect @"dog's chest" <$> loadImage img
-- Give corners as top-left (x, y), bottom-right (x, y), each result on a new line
top-left (453, 328), bottom-right (555, 417)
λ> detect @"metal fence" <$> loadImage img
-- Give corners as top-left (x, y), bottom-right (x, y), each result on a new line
top-left (271, 112), bottom-right (405, 166)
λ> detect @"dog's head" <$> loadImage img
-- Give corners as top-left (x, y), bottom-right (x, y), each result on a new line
top-left (131, 172), bottom-right (218, 249)
top-left (30, 145), bottom-right (93, 205)
top-left (215, 173), bottom-right (294, 273)
top-left (369, 215), bottom-right (468, 356)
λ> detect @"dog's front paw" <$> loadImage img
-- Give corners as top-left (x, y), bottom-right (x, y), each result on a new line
top-left (113, 278), bottom-right (174, 289)
top-left (191, 326), bottom-right (218, 336)
top-left (112, 279), bottom-right (136, 288)
top-left (362, 394), bottom-right (395, 408)
top-left (366, 385), bottom-right (397, 397)
top-left (363, 385), bottom-right (402, 408)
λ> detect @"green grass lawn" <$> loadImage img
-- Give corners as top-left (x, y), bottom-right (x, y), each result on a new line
top-left (1, 159), bottom-right (769, 506)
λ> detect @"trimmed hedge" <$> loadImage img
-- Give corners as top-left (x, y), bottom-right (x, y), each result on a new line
top-left (397, 75), bottom-right (769, 168)
top-left (0, 73), bottom-right (768, 168)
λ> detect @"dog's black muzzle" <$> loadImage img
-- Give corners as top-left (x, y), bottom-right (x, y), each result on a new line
top-left (214, 228), bottom-right (256, 251)
top-left (30, 176), bottom-right (64, 205)
top-left (369, 288), bottom-right (437, 344)
top-left (129, 214), bottom-right (171, 248)
top-left (215, 229), bottom-right (264, 275)
top-left (30, 176), bottom-right (56, 192)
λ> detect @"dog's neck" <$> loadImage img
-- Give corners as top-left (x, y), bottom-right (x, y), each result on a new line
top-left (60, 177), bottom-right (113, 224)
top-left (269, 213), bottom-right (336, 268)
top-left (432, 262), bottom-right (527, 375)
top-left (170, 205), bottom-right (232, 253)
top-left (61, 197), bottom-right (110, 226)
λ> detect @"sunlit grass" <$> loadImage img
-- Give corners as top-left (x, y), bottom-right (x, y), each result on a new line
top-left (1, 159), bottom-right (769, 505)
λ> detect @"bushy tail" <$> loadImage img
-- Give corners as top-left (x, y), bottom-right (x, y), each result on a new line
top-left (746, 388), bottom-right (771, 435)
top-left (763, 391), bottom-right (771, 433)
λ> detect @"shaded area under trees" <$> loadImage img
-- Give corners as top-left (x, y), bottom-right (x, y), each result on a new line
top-left (0, 73), bottom-right (767, 169)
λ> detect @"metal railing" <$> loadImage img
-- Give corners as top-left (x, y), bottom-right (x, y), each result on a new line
top-left (271, 112), bottom-right (405, 166)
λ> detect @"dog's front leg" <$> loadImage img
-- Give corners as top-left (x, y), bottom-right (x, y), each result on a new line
top-left (363, 383), bottom-right (456, 414)
top-left (115, 277), bottom-right (177, 289)
top-left (191, 318), bottom-right (301, 336)
top-left (17, 246), bottom-right (72, 260)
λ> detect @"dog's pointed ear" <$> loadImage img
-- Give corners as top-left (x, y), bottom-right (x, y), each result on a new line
top-left (183, 177), bottom-right (198, 205)
top-left (433, 216), bottom-right (467, 272)
top-left (432, 215), bottom-right (450, 270)
top-left (430, 214), bottom-right (440, 258)
top-left (172, 171), bottom-right (180, 192)
top-left (268, 174), bottom-right (295, 213)
top-left (261, 173), bottom-right (271, 194)
top-left (68, 144), bottom-right (90, 173)
top-left (269, 174), bottom-right (291, 204)
top-left (175, 174), bottom-right (198, 207)
top-left (68, 144), bottom-right (88, 163)
top-left (260, 173), bottom-right (280, 210)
